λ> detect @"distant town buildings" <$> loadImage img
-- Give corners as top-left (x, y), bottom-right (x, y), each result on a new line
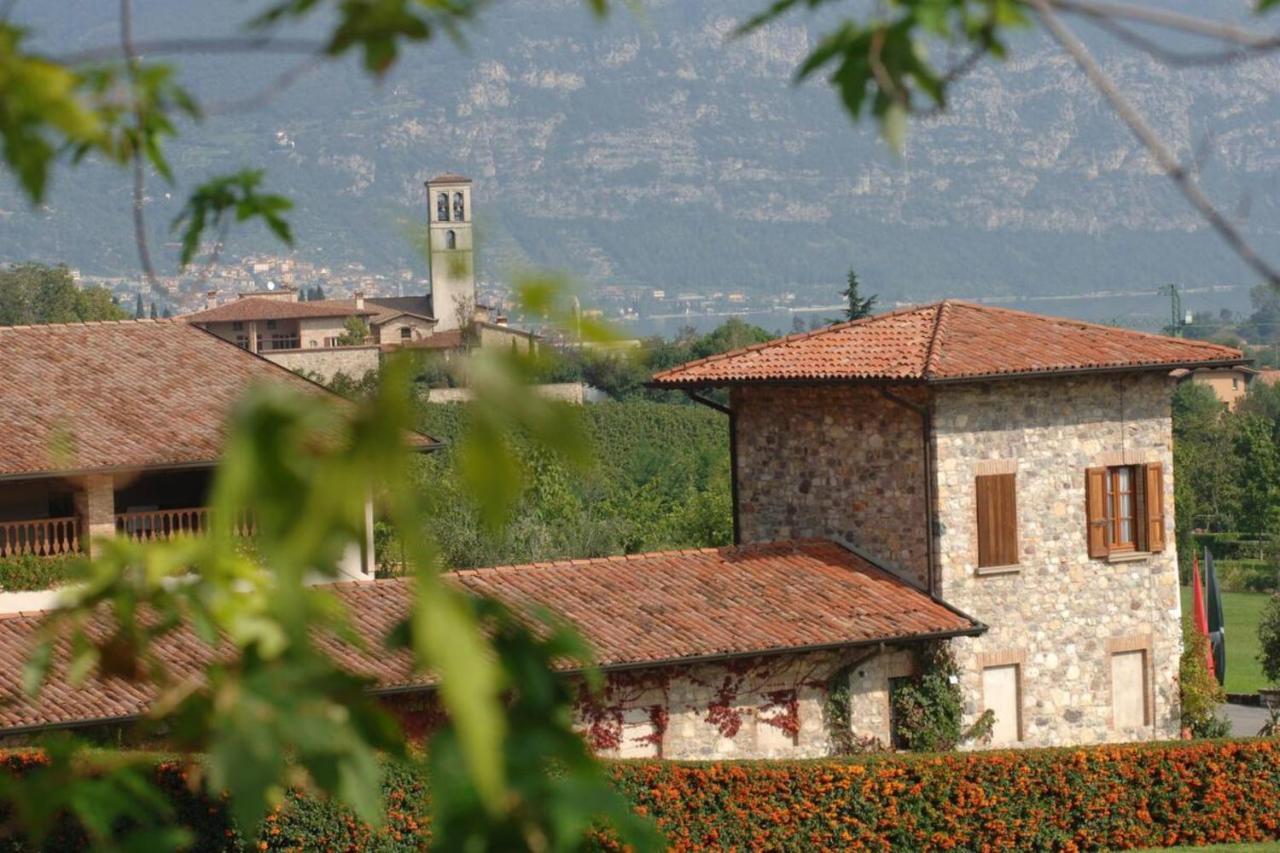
top-left (176, 175), bottom-right (540, 380)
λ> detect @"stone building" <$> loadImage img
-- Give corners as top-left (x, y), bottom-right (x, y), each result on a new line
top-left (651, 300), bottom-right (1245, 748)
top-left (0, 300), bottom-right (1247, 758)
top-left (0, 540), bottom-right (981, 758)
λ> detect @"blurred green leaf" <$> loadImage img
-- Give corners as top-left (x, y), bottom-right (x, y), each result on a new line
top-left (171, 169), bottom-right (294, 266)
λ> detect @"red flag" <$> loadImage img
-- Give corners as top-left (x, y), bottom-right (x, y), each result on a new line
top-left (1192, 552), bottom-right (1214, 679)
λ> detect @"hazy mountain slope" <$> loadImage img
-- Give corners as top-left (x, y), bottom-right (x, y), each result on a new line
top-left (3, 0), bottom-right (1279, 304)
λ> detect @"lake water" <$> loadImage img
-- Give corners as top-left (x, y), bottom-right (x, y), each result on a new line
top-left (620, 284), bottom-right (1253, 338)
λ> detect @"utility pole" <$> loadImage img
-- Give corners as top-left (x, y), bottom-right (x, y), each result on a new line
top-left (1158, 284), bottom-right (1183, 337)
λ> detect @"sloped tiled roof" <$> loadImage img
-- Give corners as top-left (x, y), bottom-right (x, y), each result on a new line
top-left (367, 296), bottom-right (436, 326)
top-left (651, 301), bottom-right (1246, 387)
top-left (0, 540), bottom-right (982, 731)
top-left (182, 297), bottom-right (374, 323)
top-left (450, 540), bottom-right (980, 667)
top-left (0, 320), bottom-right (436, 479)
top-left (427, 173), bottom-right (471, 184)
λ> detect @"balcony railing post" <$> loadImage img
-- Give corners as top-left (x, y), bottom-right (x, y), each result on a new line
top-left (113, 507), bottom-right (253, 544)
top-left (0, 516), bottom-right (81, 558)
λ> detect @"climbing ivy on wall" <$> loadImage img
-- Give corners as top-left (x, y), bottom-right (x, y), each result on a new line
top-left (891, 643), bottom-right (994, 752)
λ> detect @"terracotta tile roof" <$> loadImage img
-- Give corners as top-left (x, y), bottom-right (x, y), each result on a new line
top-left (651, 300), bottom-right (1247, 387)
top-left (182, 297), bottom-right (375, 323)
top-left (0, 320), bottom-right (436, 479)
top-left (0, 540), bottom-right (982, 732)
top-left (450, 540), bottom-right (980, 667)
top-left (366, 296), bottom-right (437, 326)
top-left (427, 173), bottom-right (471, 184)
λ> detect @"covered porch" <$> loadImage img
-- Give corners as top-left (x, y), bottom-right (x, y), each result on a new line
top-left (0, 467), bottom-right (372, 579)
top-left (0, 467), bottom-right (237, 558)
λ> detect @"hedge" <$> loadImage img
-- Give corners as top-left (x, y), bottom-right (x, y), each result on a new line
top-left (3, 739), bottom-right (1280, 850)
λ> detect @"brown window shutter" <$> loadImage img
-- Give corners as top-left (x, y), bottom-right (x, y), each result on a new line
top-left (976, 473), bottom-right (1018, 568)
top-left (1085, 467), bottom-right (1109, 558)
top-left (1144, 462), bottom-right (1165, 553)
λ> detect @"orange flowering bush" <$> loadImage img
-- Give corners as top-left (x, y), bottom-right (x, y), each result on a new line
top-left (2, 739), bottom-right (1279, 850)
top-left (601, 739), bottom-right (1280, 851)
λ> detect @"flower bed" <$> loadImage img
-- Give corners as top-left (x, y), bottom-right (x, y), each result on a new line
top-left (2, 739), bottom-right (1279, 850)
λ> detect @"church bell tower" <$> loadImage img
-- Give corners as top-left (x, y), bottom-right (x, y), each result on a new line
top-left (425, 174), bottom-right (475, 332)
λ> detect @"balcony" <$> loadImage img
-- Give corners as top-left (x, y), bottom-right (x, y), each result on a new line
top-left (114, 507), bottom-right (255, 543)
top-left (0, 517), bottom-right (80, 558)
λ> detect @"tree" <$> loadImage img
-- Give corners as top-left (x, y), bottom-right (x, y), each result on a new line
top-left (1260, 593), bottom-right (1280, 687)
top-left (1232, 415), bottom-right (1280, 537)
top-left (134, 292), bottom-right (144, 320)
top-left (690, 317), bottom-right (773, 359)
top-left (336, 315), bottom-right (370, 346)
top-left (1172, 381), bottom-right (1240, 539)
top-left (838, 268), bottom-right (876, 322)
top-left (0, 263), bottom-right (126, 326)
top-left (1240, 284), bottom-right (1280, 344)
top-left (148, 301), bottom-right (157, 319)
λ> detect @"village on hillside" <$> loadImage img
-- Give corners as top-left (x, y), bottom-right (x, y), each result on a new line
top-left (5, 1), bottom-right (1280, 850)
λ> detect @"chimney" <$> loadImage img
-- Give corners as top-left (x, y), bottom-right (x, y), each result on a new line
top-left (354, 291), bottom-right (365, 310)
top-left (205, 290), bottom-right (218, 310)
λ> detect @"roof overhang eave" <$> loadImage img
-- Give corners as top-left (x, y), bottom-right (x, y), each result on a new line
top-left (647, 357), bottom-right (1251, 390)
top-left (0, 458), bottom-right (221, 484)
top-left (921, 357), bottom-right (1252, 386)
top-left (371, 621), bottom-right (988, 697)
top-left (0, 620), bottom-right (987, 736)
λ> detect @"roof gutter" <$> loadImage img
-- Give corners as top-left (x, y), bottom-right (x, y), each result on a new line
top-left (682, 390), bottom-right (740, 544)
top-left (370, 621), bottom-right (988, 697)
top-left (877, 388), bottom-right (938, 597)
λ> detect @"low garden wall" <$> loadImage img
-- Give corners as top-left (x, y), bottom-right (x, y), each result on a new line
top-left (4, 738), bottom-right (1280, 850)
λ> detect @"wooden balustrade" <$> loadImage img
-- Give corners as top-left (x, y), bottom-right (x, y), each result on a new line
top-left (114, 507), bottom-right (255, 542)
top-left (0, 516), bottom-right (80, 557)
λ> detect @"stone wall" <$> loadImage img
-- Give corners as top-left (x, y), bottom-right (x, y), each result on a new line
top-left (732, 384), bottom-right (931, 587)
top-left (263, 346), bottom-right (379, 383)
top-left (425, 383), bottom-right (608, 405)
top-left (932, 373), bottom-right (1181, 747)
top-left (574, 648), bottom-right (913, 760)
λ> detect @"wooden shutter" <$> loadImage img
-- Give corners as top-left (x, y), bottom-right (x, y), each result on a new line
top-left (976, 473), bottom-right (1018, 567)
top-left (1085, 467), bottom-right (1109, 558)
top-left (1144, 462), bottom-right (1165, 553)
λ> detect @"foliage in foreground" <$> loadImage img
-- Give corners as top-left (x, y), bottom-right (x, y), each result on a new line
top-left (5, 338), bottom-right (658, 850)
top-left (4, 738), bottom-right (1280, 851)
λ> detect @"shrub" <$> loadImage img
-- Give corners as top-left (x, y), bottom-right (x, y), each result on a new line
top-left (5, 740), bottom-right (1280, 850)
top-left (1259, 593), bottom-right (1280, 686)
top-left (600, 740), bottom-right (1280, 851)
top-left (1218, 558), bottom-right (1279, 593)
top-left (0, 553), bottom-right (84, 591)
top-left (1180, 619), bottom-right (1229, 737)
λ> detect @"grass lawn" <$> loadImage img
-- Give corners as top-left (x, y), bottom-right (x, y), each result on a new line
top-left (1154, 844), bottom-right (1280, 852)
top-left (1180, 586), bottom-right (1271, 695)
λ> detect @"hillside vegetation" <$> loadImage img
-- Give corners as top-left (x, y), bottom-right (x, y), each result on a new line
top-left (407, 400), bottom-right (733, 570)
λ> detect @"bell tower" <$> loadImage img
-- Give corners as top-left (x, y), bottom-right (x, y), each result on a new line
top-left (425, 173), bottom-right (475, 332)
